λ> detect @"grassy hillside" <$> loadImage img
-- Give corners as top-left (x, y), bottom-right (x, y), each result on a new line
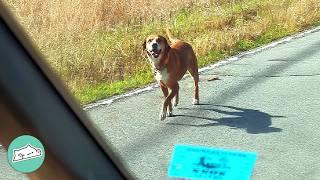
top-left (5, 0), bottom-right (320, 105)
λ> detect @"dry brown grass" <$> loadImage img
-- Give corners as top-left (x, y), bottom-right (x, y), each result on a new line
top-left (4, 0), bottom-right (320, 104)
top-left (6, 0), bottom-right (213, 33)
top-left (4, 0), bottom-right (215, 84)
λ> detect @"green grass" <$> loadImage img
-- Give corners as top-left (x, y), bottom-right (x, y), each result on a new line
top-left (76, 68), bottom-right (154, 104)
top-left (7, 0), bottom-right (319, 105)
top-left (255, 26), bottom-right (292, 46)
top-left (74, 1), bottom-right (320, 105)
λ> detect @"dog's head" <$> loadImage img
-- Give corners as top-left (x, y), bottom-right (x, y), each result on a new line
top-left (143, 35), bottom-right (170, 68)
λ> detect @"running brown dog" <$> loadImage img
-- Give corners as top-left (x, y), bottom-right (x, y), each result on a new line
top-left (143, 29), bottom-right (199, 120)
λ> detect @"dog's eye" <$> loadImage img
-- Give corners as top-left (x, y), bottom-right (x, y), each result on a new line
top-left (148, 39), bottom-right (152, 42)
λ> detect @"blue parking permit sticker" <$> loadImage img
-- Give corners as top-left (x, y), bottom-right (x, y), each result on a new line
top-left (168, 144), bottom-right (257, 180)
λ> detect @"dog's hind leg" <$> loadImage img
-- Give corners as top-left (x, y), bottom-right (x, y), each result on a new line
top-left (172, 83), bottom-right (179, 106)
top-left (193, 76), bottom-right (199, 105)
top-left (188, 65), bottom-right (199, 105)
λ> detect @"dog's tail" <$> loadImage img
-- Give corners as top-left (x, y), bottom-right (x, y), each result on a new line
top-left (166, 28), bottom-right (178, 43)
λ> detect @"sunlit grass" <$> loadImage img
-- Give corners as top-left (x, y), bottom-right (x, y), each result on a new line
top-left (4, 0), bottom-right (320, 105)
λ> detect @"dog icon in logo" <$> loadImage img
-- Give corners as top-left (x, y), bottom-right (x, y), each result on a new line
top-left (12, 144), bottom-right (42, 163)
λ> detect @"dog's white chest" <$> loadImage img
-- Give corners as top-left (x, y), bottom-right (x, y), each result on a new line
top-left (155, 68), bottom-right (169, 83)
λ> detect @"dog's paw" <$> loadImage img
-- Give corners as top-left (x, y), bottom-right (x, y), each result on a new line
top-left (192, 98), bottom-right (199, 105)
top-left (167, 111), bottom-right (173, 117)
top-left (160, 111), bottom-right (167, 121)
top-left (173, 100), bottom-right (178, 107)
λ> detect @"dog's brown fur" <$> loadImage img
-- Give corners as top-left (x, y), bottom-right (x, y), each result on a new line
top-left (143, 29), bottom-right (199, 120)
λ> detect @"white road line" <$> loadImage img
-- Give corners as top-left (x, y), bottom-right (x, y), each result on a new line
top-left (84, 26), bottom-right (320, 110)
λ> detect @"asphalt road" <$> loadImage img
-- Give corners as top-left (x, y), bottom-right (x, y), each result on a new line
top-left (87, 29), bottom-right (320, 180)
top-left (1, 28), bottom-right (320, 179)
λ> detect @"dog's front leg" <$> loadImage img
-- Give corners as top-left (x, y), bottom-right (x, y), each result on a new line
top-left (160, 103), bottom-right (167, 121)
top-left (160, 83), bottom-right (178, 121)
top-left (160, 83), bottom-right (169, 121)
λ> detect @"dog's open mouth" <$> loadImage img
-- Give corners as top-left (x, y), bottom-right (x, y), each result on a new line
top-left (148, 49), bottom-right (161, 58)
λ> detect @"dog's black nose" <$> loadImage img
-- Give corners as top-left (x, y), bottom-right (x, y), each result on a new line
top-left (152, 43), bottom-right (158, 49)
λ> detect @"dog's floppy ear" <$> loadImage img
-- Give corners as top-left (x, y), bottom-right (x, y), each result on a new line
top-left (161, 36), bottom-right (170, 51)
top-left (141, 40), bottom-right (147, 57)
top-left (142, 41), bottom-right (146, 50)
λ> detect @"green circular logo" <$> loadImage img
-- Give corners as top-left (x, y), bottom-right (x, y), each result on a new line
top-left (7, 135), bottom-right (45, 173)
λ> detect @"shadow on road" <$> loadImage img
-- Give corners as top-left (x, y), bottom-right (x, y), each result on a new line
top-left (205, 72), bottom-right (320, 78)
top-left (168, 105), bottom-right (284, 134)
